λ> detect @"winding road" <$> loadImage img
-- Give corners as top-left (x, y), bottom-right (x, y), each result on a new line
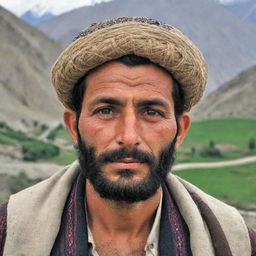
top-left (173, 155), bottom-right (256, 171)
top-left (1, 155), bottom-right (256, 179)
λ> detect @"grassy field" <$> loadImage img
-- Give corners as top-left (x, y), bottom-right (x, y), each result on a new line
top-left (1, 118), bottom-right (255, 165)
top-left (174, 162), bottom-right (256, 207)
top-left (51, 148), bottom-right (76, 165)
top-left (183, 118), bottom-right (256, 147)
top-left (47, 124), bottom-right (72, 142)
top-left (0, 122), bottom-right (60, 161)
top-left (177, 118), bottom-right (256, 163)
top-left (46, 117), bottom-right (256, 164)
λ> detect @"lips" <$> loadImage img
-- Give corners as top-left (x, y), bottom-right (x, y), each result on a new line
top-left (116, 157), bottom-right (140, 163)
top-left (110, 158), bottom-right (142, 169)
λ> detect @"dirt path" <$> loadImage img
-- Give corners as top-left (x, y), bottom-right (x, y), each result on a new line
top-left (0, 160), bottom-right (65, 179)
top-left (1, 155), bottom-right (256, 179)
top-left (38, 122), bottom-right (61, 141)
top-left (239, 209), bottom-right (256, 230)
top-left (173, 155), bottom-right (256, 171)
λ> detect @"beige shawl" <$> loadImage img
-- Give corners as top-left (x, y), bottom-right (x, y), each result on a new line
top-left (4, 161), bottom-right (251, 256)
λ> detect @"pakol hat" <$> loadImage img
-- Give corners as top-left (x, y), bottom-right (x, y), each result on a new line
top-left (51, 17), bottom-right (208, 111)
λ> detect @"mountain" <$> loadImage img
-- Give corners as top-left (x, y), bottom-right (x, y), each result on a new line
top-left (0, 0), bottom-right (113, 25)
top-left (5, 0), bottom-right (255, 26)
top-left (0, 6), bottom-right (63, 131)
top-left (36, 0), bottom-right (256, 94)
top-left (21, 10), bottom-right (54, 25)
top-left (191, 64), bottom-right (256, 120)
top-left (215, 0), bottom-right (253, 4)
top-left (19, 1), bottom-right (113, 25)
top-left (224, 0), bottom-right (256, 25)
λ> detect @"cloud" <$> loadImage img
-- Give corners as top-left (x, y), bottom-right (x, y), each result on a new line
top-left (0, 0), bottom-right (111, 16)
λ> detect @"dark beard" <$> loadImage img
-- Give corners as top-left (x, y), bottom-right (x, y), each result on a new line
top-left (76, 133), bottom-right (177, 203)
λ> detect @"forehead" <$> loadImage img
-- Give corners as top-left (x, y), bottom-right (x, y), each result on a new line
top-left (83, 62), bottom-right (174, 103)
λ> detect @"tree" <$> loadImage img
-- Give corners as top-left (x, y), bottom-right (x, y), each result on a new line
top-left (191, 146), bottom-right (196, 156)
top-left (200, 140), bottom-right (222, 158)
top-left (248, 138), bottom-right (256, 151)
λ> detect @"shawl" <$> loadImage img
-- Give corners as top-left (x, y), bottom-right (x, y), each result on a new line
top-left (2, 161), bottom-right (252, 256)
top-left (50, 171), bottom-right (191, 255)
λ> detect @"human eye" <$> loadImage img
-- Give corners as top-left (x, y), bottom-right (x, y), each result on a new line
top-left (97, 107), bottom-right (113, 115)
top-left (142, 108), bottom-right (164, 121)
top-left (93, 106), bottom-right (116, 120)
top-left (146, 109), bottom-right (161, 116)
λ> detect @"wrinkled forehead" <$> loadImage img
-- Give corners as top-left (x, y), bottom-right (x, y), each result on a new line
top-left (83, 61), bottom-right (174, 107)
top-left (85, 60), bottom-right (174, 85)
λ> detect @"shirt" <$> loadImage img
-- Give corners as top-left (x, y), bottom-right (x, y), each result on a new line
top-left (86, 191), bottom-right (163, 256)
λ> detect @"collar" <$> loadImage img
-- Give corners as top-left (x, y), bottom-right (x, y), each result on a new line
top-left (86, 190), bottom-right (163, 256)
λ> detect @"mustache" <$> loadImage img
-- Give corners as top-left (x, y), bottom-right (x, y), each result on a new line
top-left (97, 147), bottom-right (156, 166)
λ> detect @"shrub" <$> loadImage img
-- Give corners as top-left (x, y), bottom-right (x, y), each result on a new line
top-left (47, 123), bottom-right (64, 141)
top-left (47, 132), bottom-right (55, 141)
top-left (248, 138), bottom-right (255, 151)
top-left (9, 172), bottom-right (42, 194)
top-left (40, 124), bottom-right (48, 131)
top-left (209, 140), bottom-right (215, 149)
top-left (0, 122), bottom-right (6, 129)
top-left (191, 146), bottom-right (196, 156)
top-left (200, 141), bottom-right (222, 158)
top-left (2, 127), bottom-right (28, 141)
top-left (21, 139), bottom-right (60, 161)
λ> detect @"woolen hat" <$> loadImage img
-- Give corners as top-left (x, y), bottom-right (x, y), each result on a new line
top-left (51, 16), bottom-right (208, 111)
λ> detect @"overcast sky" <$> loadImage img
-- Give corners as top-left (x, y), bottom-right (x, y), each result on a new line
top-left (0, 0), bottom-right (111, 16)
top-left (0, 0), bottom-right (247, 17)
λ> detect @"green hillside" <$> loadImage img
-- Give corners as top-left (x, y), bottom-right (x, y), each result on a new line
top-left (0, 122), bottom-right (75, 164)
top-left (1, 118), bottom-right (255, 165)
top-left (177, 118), bottom-right (256, 163)
top-left (183, 118), bottom-right (256, 147)
top-left (174, 162), bottom-right (256, 206)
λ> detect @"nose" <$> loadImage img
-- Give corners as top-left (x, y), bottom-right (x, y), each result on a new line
top-left (116, 110), bottom-right (141, 149)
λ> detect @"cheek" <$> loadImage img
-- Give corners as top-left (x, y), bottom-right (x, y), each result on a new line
top-left (78, 117), bottom-right (115, 147)
top-left (142, 120), bottom-right (177, 151)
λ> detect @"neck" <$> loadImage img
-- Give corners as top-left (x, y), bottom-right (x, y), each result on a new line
top-left (85, 180), bottom-right (162, 238)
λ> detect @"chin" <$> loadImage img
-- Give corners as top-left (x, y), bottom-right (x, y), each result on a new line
top-left (89, 167), bottom-right (161, 203)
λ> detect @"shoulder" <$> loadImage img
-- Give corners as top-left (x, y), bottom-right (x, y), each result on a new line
top-left (166, 174), bottom-right (254, 255)
top-left (249, 229), bottom-right (256, 255)
top-left (0, 201), bottom-right (8, 256)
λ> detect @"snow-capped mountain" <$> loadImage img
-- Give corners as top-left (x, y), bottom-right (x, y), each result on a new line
top-left (0, 0), bottom-right (113, 25)
top-left (21, 11), bottom-right (54, 25)
top-left (0, 0), bottom-right (113, 17)
top-left (0, 0), bottom-right (253, 18)
top-left (221, 0), bottom-right (256, 25)
top-left (0, 0), bottom-right (254, 25)
top-left (216, 0), bottom-right (252, 4)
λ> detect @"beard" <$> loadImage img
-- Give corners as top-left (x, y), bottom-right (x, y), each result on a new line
top-left (76, 131), bottom-right (177, 203)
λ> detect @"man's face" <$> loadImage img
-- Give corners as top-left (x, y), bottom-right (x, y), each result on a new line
top-left (65, 62), bottom-right (190, 202)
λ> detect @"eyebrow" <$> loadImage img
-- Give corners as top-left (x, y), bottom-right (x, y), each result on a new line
top-left (88, 97), bottom-right (124, 108)
top-left (88, 97), bottom-right (170, 110)
top-left (136, 98), bottom-right (170, 110)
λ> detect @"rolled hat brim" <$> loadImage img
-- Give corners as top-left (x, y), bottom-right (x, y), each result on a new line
top-left (51, 17), bottom-right (208, 111)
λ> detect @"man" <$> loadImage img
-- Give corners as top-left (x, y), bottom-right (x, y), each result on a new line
top-left (0, 16), bottom-right (255, 256)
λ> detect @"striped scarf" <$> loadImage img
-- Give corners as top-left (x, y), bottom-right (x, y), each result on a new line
top-left (50, 172), bottom-right (192, 255)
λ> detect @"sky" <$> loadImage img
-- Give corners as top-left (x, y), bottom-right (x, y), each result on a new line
top-left (0, 0), bottom-right (112, 16)
top-left (0, 0), bottom-right (249, 17)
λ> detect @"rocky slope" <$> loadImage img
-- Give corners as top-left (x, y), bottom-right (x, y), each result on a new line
top-left (36, 0), bottom-right (256, 93)
top-left (191, 65), bottom-right (256, 120)
top-left (0, 7), bottom-right (63, 131)
top-left (224, 0), bottom-right (256, 25)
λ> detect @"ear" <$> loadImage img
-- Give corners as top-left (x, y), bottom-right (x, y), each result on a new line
top-left (63, 109), bottom-right (78, 145)
top-left (175, 112), bottom-right (191, 149)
